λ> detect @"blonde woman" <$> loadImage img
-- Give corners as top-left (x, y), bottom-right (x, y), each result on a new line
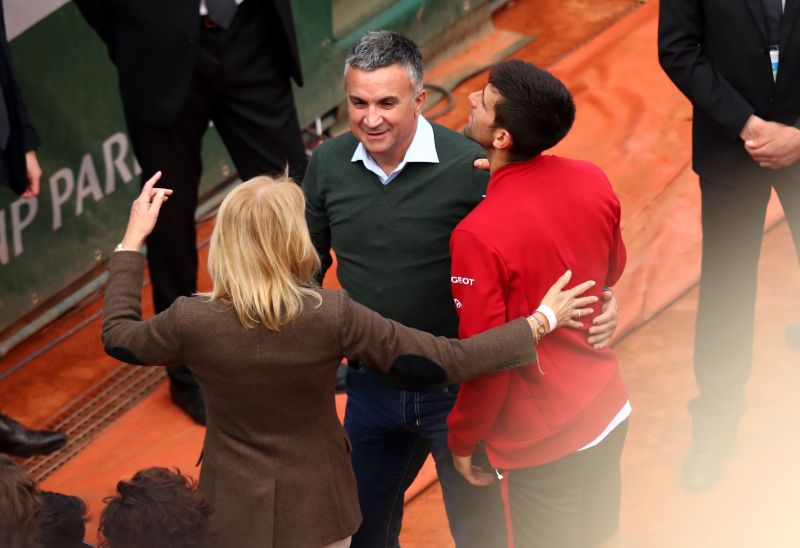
top-left (102, 172), bottom-right (597, 548)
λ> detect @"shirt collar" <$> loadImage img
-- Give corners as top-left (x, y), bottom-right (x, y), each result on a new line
top-left (351, 115), bottom-right (439, 184)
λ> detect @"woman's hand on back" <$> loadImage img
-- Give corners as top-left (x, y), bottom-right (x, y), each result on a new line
top-left (539, 270), bottom-right (597, 330)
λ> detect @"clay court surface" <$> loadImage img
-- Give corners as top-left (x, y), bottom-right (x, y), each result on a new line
top-left (2, 1), bottom-right (800, 546)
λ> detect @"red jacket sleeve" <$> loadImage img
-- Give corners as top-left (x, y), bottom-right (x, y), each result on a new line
top-left (447, 229), bottom-right (512, 457)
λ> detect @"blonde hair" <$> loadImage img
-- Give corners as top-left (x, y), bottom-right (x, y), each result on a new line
top-left (205, 174), bottom-right (322, 330)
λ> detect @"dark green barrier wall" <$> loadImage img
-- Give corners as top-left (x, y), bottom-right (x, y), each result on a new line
top-left (0, 0), bottom-right (490, 343)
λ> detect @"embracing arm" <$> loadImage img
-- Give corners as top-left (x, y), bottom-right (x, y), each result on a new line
top-left (589, 206), bottom-right (627, 348)
top-left (337, 264), bottom-right (594, 386)
top-left (338, 293), bottom-right (537, 387)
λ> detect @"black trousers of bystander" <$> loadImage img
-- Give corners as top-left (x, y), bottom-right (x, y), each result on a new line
top-left (123, 0), bottom-right (307, 401)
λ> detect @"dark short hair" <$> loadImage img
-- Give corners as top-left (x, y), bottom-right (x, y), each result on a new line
top-left (98, 467), bottom-right (213, 548)
top-left (38, 491), bottom-right (88, 548)
top-left (488, 59), bottom-right (575, 161)
top-left (345, 30), bottom-right (424, 92)
top-left (0, 454), bottom-right (42, 548)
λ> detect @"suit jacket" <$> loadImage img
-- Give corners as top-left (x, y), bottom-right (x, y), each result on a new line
top-left (102, 251), bottom-right (536, 548)
top-left (658, 0), bottom-right (800, 182)
top-left (72, 0), bottom-right (302, 126)
top-left (0, 0), bottom-right (40, 195)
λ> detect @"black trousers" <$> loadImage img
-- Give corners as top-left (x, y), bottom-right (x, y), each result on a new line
top-left (124, 0), bottom-right (307, 389)
top-left (692, 171), bottom-right (800, 434)
top-left (506, 420), bottom-right (628, 548)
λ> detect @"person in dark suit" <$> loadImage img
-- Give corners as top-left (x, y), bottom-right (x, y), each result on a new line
top-left (0, 0), bottom-right (41, 198)
top-left (0, 0), bottom-right (67, 458)
top-left (102, 171), bottom-right (596, 547)
top-left (659, 0), bottom-right (800, 491)
top-left (73, 0), bottom-right (308, 424)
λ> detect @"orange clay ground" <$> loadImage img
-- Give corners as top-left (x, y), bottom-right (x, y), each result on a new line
top-left (2, 1), bottom-right (800, 546)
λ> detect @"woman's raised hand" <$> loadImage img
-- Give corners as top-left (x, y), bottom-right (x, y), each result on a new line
top-left (539, 270), bottom-right (597, 330)
top-left (121, 171), bottom-right (173, 251)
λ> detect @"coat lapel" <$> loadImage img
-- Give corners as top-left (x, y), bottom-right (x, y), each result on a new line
top-left (782, 0), bottom-right (800, 46)
top-left (744, 0), bottom-right (769, 40)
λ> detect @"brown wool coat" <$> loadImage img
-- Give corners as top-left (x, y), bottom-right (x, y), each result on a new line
top-left (102, 251), bottom-right (537, 548)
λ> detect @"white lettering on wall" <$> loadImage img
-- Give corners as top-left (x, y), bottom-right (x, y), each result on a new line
top-left (1, 130), bottom-right (141, 266)
top-left (11, 197), bottom-right (37, 258)
top-left (75, 153), bottom-right (104, 216)
top-left (102, 132), bottom-right (135, 194)
top-left (49, 167), bottom-right (74, 231)
top-left (0, 197), bottom-right (38, 265)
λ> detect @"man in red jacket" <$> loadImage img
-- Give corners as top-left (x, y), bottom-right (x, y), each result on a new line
top-left (448, 59), bottom-right (629, 547)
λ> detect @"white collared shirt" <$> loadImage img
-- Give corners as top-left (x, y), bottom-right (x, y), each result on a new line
top-left (351, 115), bottom-right (440, 185)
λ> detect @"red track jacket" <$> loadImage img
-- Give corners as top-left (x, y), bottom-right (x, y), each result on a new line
top-left (447, 154), bottom-right (627, 469)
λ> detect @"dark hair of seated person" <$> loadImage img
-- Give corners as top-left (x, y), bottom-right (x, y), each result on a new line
top-left (0, 454), bottom-right (42, 548)
top-left (38, 491), bottom-right (89, 548)
top-left (98, 467), bottom-right (213, 548)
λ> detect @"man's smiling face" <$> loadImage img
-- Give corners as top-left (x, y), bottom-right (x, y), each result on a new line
top-left (345, 64), bottom-right (424, 165)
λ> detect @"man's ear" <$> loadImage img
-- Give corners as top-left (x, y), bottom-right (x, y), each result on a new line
top-left (493, 128), bottom-right (513, 151)
top-left (414, 88), bottom-right (426, 115)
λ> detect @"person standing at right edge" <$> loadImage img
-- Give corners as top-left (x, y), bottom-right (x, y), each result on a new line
top-left (74, 0), bottom-right (307, 424)
top-left (659, 0), bottom-right (800, 491)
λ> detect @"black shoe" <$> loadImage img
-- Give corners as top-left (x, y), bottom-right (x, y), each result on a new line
top-left (786, 324), bottom-right (800, 353)
top-left (169, 383), bottom-right (206, 426)
top-left (0, 414), bottom-right (67, 457)
top-left (682, 434), bottom-right (736, 492)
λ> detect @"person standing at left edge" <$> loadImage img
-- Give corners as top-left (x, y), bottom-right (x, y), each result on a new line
top-left (74, 0), bottom-right (308, 424)
top-left (0, 0), bottom-right (67, 457)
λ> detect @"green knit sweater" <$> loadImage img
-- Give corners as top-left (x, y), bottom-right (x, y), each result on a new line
top-left (303, 122), bottom-right (488, 338)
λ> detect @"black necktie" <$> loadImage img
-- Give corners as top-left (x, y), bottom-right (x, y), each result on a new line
top-left (763, 0), bottom-right (783, 45)
top-left (206, 0), bottom-right (238, 29)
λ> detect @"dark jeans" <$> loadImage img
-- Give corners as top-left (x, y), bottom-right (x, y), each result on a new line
top-left (122, 0), bottom-right (306, 390)
top-left (344, 364), bottom-right (506, 548)
top-left (506, 420), bottom-right (628, 548)
top-left (693, 173), bottom-right (800, 435)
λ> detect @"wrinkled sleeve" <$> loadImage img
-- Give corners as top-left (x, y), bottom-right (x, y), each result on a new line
top-left (337, 290), bottom-right (535, 387)
top-left (101, 252), bottom-right (183, 366)
top-left (447, 230), bottom-right (514, 457)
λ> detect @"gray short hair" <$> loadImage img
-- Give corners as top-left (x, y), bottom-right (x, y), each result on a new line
top-left (345, 31), bottom-right (424, 93)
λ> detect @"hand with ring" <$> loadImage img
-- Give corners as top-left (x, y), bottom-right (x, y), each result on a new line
top-left (537, 270), bottom-right (597, 330)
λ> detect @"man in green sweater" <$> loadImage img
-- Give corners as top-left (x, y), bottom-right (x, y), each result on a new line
top-left (303, 32), bottom-right (619, 547)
